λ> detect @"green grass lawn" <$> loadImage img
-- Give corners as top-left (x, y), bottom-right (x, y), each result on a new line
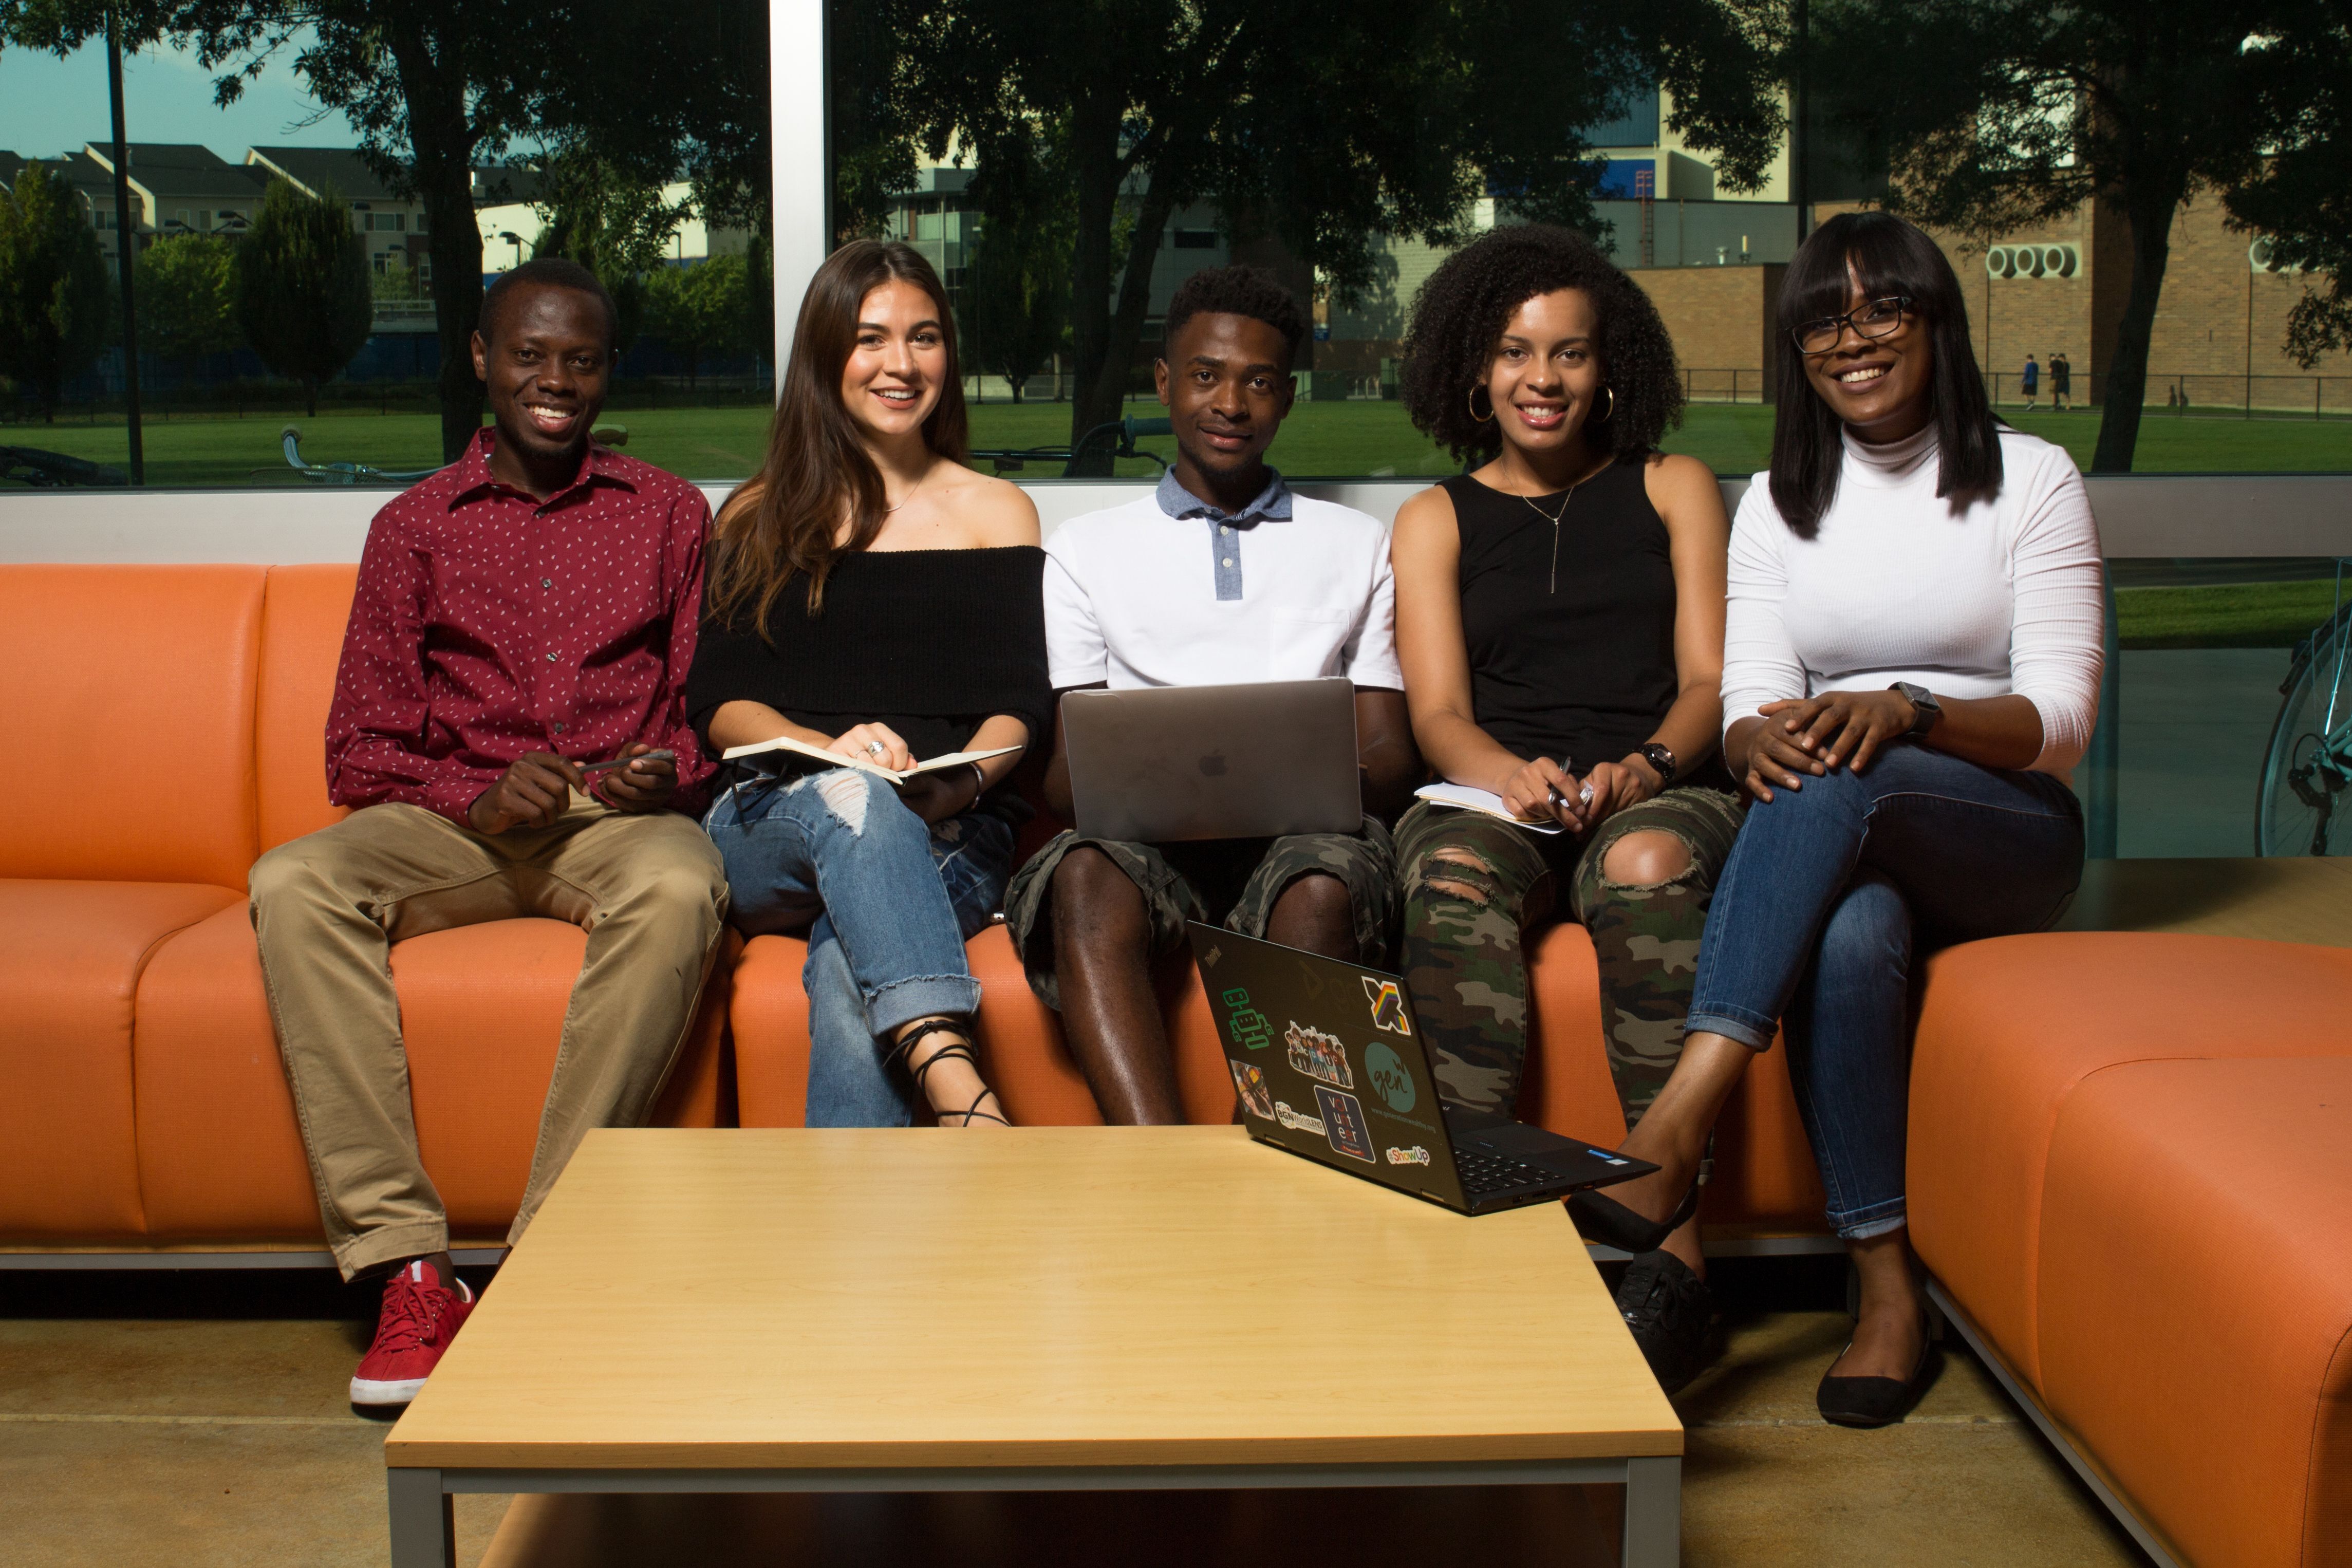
top-left (13, 395), bottom-right (2352, 490)
top-left (2115, 579), bottom-right (2345, 650)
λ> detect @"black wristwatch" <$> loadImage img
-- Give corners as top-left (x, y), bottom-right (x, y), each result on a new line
top-left (1891, 682), bottom-right (1942, 737)
top-left (1637, 742), bottom-right (1678, 783)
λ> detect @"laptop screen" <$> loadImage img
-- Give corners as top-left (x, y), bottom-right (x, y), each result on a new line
top-left (1191, 924), bottom-right (1467, 1210)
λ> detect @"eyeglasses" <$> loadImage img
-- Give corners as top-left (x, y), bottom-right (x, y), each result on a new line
top-left (1791, 295), bottom-right (1914, 356)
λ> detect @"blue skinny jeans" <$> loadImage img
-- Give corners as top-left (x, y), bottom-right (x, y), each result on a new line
top-left (1685, 743), bottom-right (2084, 1239)
top-left (704, 770), bottom-right (1015, 1127)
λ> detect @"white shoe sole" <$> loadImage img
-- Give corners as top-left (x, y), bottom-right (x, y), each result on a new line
top-left (350, 1374), bottom-right (428, 1406)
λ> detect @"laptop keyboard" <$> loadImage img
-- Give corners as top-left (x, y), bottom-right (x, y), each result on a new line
top-left (1454, 1147), bottom-right (1564, 1197)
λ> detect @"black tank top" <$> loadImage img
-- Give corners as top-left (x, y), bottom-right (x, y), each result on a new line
top-left (1444, 460), bottom-right (1689, 775)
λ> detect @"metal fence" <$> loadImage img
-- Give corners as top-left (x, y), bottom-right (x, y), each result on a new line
top-left (1986, 371), bottom-right (2352, 419)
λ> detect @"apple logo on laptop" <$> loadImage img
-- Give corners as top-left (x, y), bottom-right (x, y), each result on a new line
top-left (1199, 753), bottom-right (1228, 777)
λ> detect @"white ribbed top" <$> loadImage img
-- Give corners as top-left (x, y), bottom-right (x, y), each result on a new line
top-left (1721, 426), bottom-right (2106, 779)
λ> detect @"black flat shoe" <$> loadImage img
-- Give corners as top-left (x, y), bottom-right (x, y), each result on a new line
top-left (1817, 1332), bottom-right (1940, 1428)
top-left (1616, 1251), bottom-right (1715, 1395)
top-left (1570, 1176), bottom-right (1700, 1255)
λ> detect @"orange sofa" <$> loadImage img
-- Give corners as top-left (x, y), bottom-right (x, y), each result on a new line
top-left (1911, 933), bottom-right (2352, 1568)
top-left (0, 565), bottom-right (729, 1253)
top-left (0, 559), bottom-right (1827, 1251)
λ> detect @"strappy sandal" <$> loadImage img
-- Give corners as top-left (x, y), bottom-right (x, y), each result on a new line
top-left (886, 1018), bottom-right (1010, 1127)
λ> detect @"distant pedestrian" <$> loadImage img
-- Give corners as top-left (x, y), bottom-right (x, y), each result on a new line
top-left (2021, 353), bottom-right (2040, 410)
top-left (2050, 352), bottom-right (2071, 410)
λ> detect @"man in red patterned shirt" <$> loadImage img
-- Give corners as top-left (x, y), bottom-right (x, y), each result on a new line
top-left (248, 258), bottom-right (729, 1407)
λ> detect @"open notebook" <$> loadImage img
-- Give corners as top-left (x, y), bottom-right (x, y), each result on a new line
top-left (720, 733), bottom-right (1020, 785)
top-left (1412, 782), bottom-right (1566, 834)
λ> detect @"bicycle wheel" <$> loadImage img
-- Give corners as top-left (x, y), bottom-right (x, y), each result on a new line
top-left (2256, 601), bottom-right (2352, 855)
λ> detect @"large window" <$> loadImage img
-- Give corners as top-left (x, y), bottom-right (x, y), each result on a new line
top-left (5, 2), bottom-right (2349, 864)
top-left (0, 9), bottom-right (773, 490)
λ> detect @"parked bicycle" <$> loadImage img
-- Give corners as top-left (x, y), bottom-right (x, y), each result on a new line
top-left (2257, 558), bottom-right (2352, 855)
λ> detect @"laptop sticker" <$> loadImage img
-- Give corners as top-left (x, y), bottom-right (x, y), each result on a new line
top-left (1385, 1145), bottom-right (1432, 1166)
top-left (1223, 988), bottom-right (1272, 1051)
top-left (1284, 1021), bottom-right (1353, 1088)
top-left (1274, 1100), bottom-right (1327, 1135)
top-left (1363, 977), bottom-right (1412, 1035)
top-left (1362, 1041), bottom-right (1416, 1114)
top-left (1230, 1059), bottom-right (1276, 1121)
top-left (1314, 1086), bottom-right (1377, 1163)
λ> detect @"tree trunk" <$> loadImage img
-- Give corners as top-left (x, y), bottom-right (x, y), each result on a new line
top-left (1085, 184), bottom-right (1178, 441)
top-left (2090, 180), bottom-right (2186, 474)
top-left (1064, 92), bottom-right (1123, 451)
top-left (385, 19), bottom-right (488, 466)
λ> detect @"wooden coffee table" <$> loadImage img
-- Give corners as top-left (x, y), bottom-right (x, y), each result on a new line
top-left (386, 1127), bottom-right (1684, 1567)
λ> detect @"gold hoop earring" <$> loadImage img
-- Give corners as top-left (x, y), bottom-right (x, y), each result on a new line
top-left (1468, 383), bottom-right (1496, 423)
top-left (1595, 385), bottom-right (1616, 423)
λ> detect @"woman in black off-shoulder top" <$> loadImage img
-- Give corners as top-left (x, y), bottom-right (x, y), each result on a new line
top-left (687, 239), bottom-right (1048, 1129)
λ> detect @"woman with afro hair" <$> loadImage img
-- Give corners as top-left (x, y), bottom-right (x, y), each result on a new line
top-left (1390, 223), bottom-right (1741, 1389)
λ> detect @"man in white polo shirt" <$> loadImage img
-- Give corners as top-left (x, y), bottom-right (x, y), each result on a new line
top-left (1002, 266), bottom-right (1420, 1125)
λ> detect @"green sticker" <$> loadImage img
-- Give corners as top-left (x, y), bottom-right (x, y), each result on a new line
top-left (1364, 1041), bottom-right (1415, 1114)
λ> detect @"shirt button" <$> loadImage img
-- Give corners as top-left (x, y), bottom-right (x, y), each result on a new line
top-left (1221, 557), bottom-right (1234, 568)
top-left (546, 652), bottom-right (558, 662)
top-left (552, 721), bottom-right (566, 734)
top-left (541, 578), bottom-right (553, 589)
top-left (1221, 525), bottom-right (1233, 536)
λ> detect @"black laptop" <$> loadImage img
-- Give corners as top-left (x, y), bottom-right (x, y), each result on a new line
top-left (1187, 922), bottom-right (1657, 1215)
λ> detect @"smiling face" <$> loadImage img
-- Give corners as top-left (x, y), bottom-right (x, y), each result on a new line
top-left (1156, 310), bottom-right (1295, 492)
top-left (839, 278), bottom-right (946, 443)
top-left (1482, 288), bottom-right (1606, 462)
top-left (1798, 264), bottom-right (1935, 443)
top-left (471, 283), bottom-right (613, 472)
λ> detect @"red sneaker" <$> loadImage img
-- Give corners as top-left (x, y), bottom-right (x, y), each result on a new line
top-left (350, 1259), bottom-right (474, 1407)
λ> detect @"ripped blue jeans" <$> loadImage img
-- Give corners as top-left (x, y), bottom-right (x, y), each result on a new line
top-left (703, 769), bottom-right (1015, 1126)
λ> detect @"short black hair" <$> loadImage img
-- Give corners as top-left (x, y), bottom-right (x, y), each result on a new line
top-left (1769, 211), bottom-right (2001, 537)
top-left (479, 257), bottom-right (621, 351)
top-left (1401, 224), bottom-right (1683, 467)
top-left (1162, 265), bottom-right (1307, 367)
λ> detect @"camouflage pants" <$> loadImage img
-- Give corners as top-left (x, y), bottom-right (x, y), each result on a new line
top-left (1393, 786), bottom-right (1744, 1128)
top-left (1003, 819), bottom-right (1397, 1012)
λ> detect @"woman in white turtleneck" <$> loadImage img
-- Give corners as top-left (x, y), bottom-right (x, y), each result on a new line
top-left (1577, 212), bottom-right (2104, 1428)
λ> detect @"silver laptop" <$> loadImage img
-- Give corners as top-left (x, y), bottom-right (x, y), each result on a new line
top-left (1062, 677), bottom-right (1360, 843)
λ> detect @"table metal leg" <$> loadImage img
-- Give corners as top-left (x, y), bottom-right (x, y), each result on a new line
top-left (1621, 1455), bottom-right (1681, 1568)
top-left (388, 1467), bottom-right (453, 1568)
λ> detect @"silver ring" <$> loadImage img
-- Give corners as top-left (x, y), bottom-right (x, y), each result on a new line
top-left (866, 740), bottom-right (887, 757)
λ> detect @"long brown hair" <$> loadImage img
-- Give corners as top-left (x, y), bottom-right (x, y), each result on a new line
top-left (708, 240), bottom-right (970, 625)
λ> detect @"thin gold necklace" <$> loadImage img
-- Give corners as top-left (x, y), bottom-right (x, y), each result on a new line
top-left (1510, 453), bottom-right (1611, 594)
top-left (883, 463), bottom-right (931, 514)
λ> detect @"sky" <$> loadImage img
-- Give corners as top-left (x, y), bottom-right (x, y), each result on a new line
top-left (0, 32), bottom-right (362, 163)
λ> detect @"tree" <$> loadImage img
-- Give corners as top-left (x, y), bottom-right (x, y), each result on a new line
top-left (0, 161), bottom-right (111, 422)
top-left (885, 0), bottom-right (1786, 449)
top-left (2224, 21), bottom-right (2352, 370)
top-left (1813, 0), bottom-right (2330, 472)
top-left (528, 142), bottom-right (693, 357)
top-left (961, 122), bottom-right (1072, 403)
top-left (644, 255), bottom-right (748, 388)
top-left (134, 232), bottom-right (239, 389)
top-left (233, 176), bottom-right (371, 416)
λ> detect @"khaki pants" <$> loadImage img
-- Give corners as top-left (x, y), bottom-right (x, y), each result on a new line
top-left (249, 794), bottom-right (728, 1279)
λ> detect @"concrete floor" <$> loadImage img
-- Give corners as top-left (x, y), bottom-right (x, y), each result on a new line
top-left (0, 1261), bottom-right (2154, 1567)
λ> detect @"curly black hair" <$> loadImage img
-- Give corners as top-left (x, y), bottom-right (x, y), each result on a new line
top-left (1163, 264), bottom-right (1308, 366)
top-left (1401, 225), bottom-right (1683, 466)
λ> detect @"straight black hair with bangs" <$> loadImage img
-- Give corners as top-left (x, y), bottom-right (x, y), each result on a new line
top-left (1769, 211), bottom-right (2001, 536)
